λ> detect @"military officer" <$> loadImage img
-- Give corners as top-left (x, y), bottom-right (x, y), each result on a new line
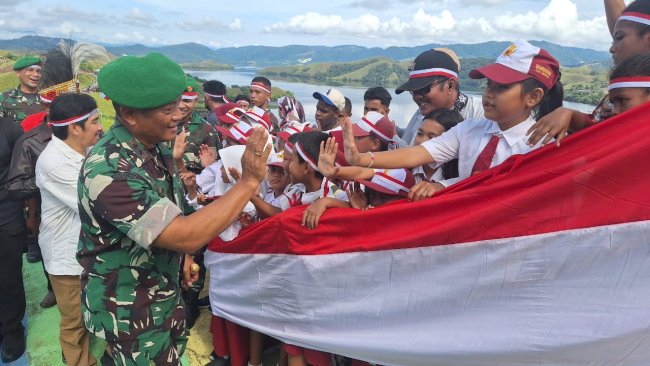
top-left (0, 56), bottom-right (43, 124)
top-left (76, 52), bottom-right (271, 366)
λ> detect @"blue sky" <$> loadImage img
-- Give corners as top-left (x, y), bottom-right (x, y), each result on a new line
top-left (0, 0), bottom-right (627, 50)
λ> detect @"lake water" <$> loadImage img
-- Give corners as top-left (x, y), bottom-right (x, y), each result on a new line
top-left (188, 68), bottom-right (594, 128)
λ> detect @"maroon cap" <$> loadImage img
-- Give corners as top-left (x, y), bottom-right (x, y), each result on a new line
top-left (215, 103), bottom-right (245, 125)
top-left (469, 40), bottom-right (560, 90)
top-left (352, 111), bottom-right (394, 143)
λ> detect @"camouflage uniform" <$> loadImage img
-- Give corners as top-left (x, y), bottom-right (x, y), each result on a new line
top-left (178, 112), bottom-right (220, 174)
top-left (77, 120), bottom-right (191, 366)
top-left (0, 86), bottom-right (42, 124)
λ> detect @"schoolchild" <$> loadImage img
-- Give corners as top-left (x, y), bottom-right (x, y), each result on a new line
top-left (607, 53), bottom-right (650, 115)
top-left (412, 108), bottom-right (463, 184)
top-left (342, 40), bottom-right (563, 201)
top-left (249, 76), bottom-right (279, 131)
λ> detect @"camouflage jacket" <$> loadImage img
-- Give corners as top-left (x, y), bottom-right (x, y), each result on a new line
top-left (77, 119), bottom-right (190, 342)
top-left (178, 112), bottom-right (220, 173)
top-left (0, 85), bottom-right (42, 124)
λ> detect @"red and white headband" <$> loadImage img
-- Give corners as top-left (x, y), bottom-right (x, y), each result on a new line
top-left (608, 77), bottom-right (650, 90)
top-left (295, 142), bottom-right (318, 172)
top-left (244, 107), bottom-right (271, 130)
top-left (250, 82), bottom-right (271, 94)
top-left (617, 12), bottom-right (650, 27)
top-left (205, 92), bottom-right (230, 103)
top-left (409, 67), bottom-right (458, 80)
top-left (49, 109), bottom-right (98, 127)
top-left (373, 170), bottom-right (410, 195)
top-left (182, 92), bottom-right (199, 100)
top-left (284, 142), bottom-right (294, 155)
top-left (356, 116), bottom-right (393, 143)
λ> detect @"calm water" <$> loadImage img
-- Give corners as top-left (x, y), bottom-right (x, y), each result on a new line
top-left (188, 68), bottom-right (594, 128)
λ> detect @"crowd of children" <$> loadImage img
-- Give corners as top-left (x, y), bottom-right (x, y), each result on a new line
top-left (166, 1), bottom-right (650, 361)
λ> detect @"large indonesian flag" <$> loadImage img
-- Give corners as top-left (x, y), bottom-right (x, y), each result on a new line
top-left (206, 103), bottom-right (650, 366)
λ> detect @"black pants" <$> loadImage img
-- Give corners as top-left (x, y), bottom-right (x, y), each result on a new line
top-left (0, 222), bottom-right (26, 344)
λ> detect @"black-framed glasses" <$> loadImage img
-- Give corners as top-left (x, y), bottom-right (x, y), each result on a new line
top-left (409, 80), bottom-right (445, 96)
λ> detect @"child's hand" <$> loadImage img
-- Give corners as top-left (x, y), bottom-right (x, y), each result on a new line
top-left (347, 182), bottom-right (368, 210)
top-left (526, 107), bottom-right (572, 147)
top-left (173, 130), bottom-right (187, 161)
top-left (302, 198), bottom-right (329, 230)
top-left (199, 144), bottom-right (217, 167)
top-left (341, 117), bottom-right (363, 166)
top-left (408, 181), bottom-right (444, 201)
top-left (318, 138), bottom-right (340, 177)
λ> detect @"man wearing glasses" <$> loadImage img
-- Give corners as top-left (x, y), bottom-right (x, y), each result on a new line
top-left (395, 48), bottom-right (484, 147)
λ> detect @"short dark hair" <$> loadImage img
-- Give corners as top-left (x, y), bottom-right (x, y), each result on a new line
top-left (294, 131), bottom-right (329, 179)
top-left (610, 53), bottom-right (650, 93)
top-left (520, 76), bottom-right (564, 120)
top-left (50, 93), bottom-right (97, 140)
top-left (424, 108), bottom-right (464, 132)
top-left (623, 1), bottom-right (650, 35)
top-left (203, 80), bottom-right (226, 95)
top-left (343, 97), bottom-right (352, 116)
top-left (364, 87), bottom-right (392, 107)
top-left (251, 76), bottom-right (271, 89)
top-left (235, 94), bottom-right (250, 103)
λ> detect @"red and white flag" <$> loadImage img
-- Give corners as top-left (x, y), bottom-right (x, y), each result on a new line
top-left (206, 103), bottom-right (650, 366)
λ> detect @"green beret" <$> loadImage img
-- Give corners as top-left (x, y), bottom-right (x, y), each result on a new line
top-left (98, 52), bottom-right (186, 109)
top-left (184, 76), bottom-right (199, 94)
top-left (13, 56), bottom-right (42, 71)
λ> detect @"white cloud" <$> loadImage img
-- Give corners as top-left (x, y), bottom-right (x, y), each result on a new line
top-left (229, 18), bottom-right (242, 31)
top-left (265, 0), bottom-right (611, 49)
top-left (176, 17), bottom-right (241, 32)
top-left (124, 8), bottom-right (155, 26)
top-left (57, 22), bottom-right (81, 35)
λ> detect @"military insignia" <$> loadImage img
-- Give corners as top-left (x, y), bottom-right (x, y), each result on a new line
top-left (503, 44), bottom-right (517, 57)
top-left (187, 86), bottom-right (193, 92)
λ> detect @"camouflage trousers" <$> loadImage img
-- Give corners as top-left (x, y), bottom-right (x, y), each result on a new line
top-left (106, 306), bottom-right (188, 366)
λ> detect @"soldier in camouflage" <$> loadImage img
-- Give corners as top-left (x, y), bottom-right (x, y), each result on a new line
top-left (0, 56), bottom-right (43, 124)
top-left (177, 77), bottom-right (221, 174)
top-left (77, 52), bottom-right (271, 366)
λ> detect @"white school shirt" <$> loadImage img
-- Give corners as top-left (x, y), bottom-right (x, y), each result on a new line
top-left (412, 164), bottom-right (445, 184)
top-left (301, 178), bottom-right (349, 205)
top-left (398, 96), bottom-right (484, 147)
top-left (35, 136), bottom-right (85, 276)
top-left (420, 115), bottom-right (543, 187)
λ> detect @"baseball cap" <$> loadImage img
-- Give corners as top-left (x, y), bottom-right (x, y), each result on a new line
top-left (395, 49), bottom-right (460, 95)
top-left (240, 106), bottom-right (271, 131)
top-left (215, 103), bottom-right (245, 125)
top-left (313, 88), bottom-right (345, 111)
top-left (352, 111), bottom-right (394, 143)
top-left (216, 121), bottom-right (253, 145)
top-left (267, 151), bottom-right (285, 167)
top-left (469, 40), bottom-right (560, 90)
top-left (358, 168), bottom-right (415, 197)
top-left (277, 121), bottom-right (312, 144)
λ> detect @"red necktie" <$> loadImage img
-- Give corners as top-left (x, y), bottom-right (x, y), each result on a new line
top-left (471, 135), bottom-right (500, 175)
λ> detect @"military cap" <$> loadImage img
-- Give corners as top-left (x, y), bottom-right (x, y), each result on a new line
top-left (182, 76), bottom-right (200, 100)
top-left (98, 52), bottom-right (185, 109)
top-left (13, 56), bottom-right (42, 71)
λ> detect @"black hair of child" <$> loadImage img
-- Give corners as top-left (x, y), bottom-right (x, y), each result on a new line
top-left (610, 53), bottom-right (650, 94)
top-left (344, 97), bottom-right (352, 116)
top-left (520, 76), bottom-right (564, 120)
top-left (51, 93), bottom-right (98, 140)
top-left (235, 94), bottom-right (250, 104)
top-left (623, 1), bottom-right (650, 35)
top-left (364, 87), bottom-right (392, 107)
top-left (251, 76), bottom-right (272, 89)
top-left (203, 80), bottom-right (227, 96)
top-left (294, 131), bottom-right (329, 180)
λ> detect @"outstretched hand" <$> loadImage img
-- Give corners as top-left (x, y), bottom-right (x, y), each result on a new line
top-left (407, 181), bottom-right (444, 201)
top-left (341, 117), bottom-right (363, 166)
top-left (526, 107), bottom-right (571, 147)
top-left (199, 144), bottom-right (217, 168)
top-left (318, 138), bottom-right (340, 177)
top-left (240, 127), bottom-right (272, 185)
top-left (347, 182), bottom-right (368, 210)
top-left (173, 131), bottom-right (187, 161)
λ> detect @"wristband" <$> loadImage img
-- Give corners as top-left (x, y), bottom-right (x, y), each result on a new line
top-left (366, 151), bottom-right (375, 168)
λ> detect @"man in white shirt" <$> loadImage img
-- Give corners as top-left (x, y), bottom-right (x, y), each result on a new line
top-left (35, 93), bottom-right (102, 366)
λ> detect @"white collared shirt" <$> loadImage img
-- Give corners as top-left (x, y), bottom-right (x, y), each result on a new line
top-left (420, 115), bottom-right (544, 187)
top-left (412, 164), bottom-right (445, 184)
top-left (35, 136), bottom-right (85, 276)
top-left (301, 178), bottom-right (348, 205)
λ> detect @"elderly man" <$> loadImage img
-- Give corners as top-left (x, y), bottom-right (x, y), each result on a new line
top-left (77, 53), bottom-right (271, 366)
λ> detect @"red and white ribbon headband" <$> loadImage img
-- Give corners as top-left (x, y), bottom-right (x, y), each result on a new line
top-left (250, 82), bottom-right (271, 94)
top-left (295, 142), bottom-right (318, 172)
top-left (284, 142), bottom-right (294, 155)
top-left (205, 93), bottom-right (230, 103)
top-left (230, 124), bottom-right (251, 142)
top-left (608, 77), bottom-right (650, 90)
top-left (409, 67), bottom-right (458, 80)
top-left (357, 117), bottom-right (393, 142)
top-left (49, 109), bottom-right (97, 127)
top-left (373, 171), bottom-right (410, 193)
top-left (182, 92), bottom-right (199, 100)
top-left (226, 108), bottom-right (245, 123)
top-left (245, 108), bottom-right (271, 130)
top-left (617, 12), bottom-right (650, 27)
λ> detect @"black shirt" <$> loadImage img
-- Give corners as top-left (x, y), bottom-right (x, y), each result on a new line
top-left (0, 117), bottom-right (25, 228)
